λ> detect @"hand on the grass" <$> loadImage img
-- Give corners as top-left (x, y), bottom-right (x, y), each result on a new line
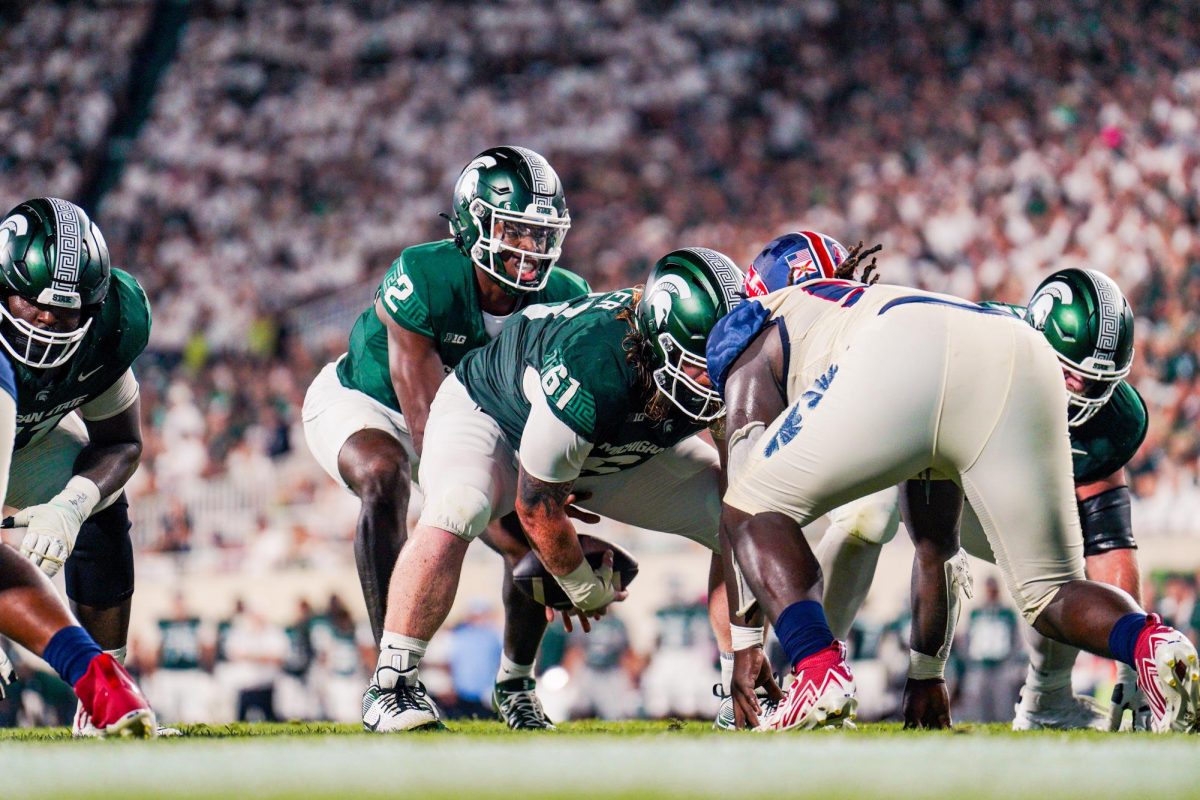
top-left (902, 677), bottom-right (952, 729)
top-left (731, 646), bottom-right (784, 729)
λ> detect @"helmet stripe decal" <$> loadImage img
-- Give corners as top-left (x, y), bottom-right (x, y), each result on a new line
top-left (46, 197), bottom-right (81, 291)
top-left (688, 247), bottom-right (743, 309)
top-left (1086, 270), bottom-right (1120, 357)
top-left (798, 230), bottom-right (835, 278)
top-left (508, 146), bottom-right (555, 196)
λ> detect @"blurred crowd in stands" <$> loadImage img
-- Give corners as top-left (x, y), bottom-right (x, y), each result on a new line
top-left (1, 0), bottom-right (1200, 722)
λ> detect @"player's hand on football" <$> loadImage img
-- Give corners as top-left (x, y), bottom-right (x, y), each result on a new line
top-left (902, 677), bottom-right (952, 729)
top-left (9, 502), bottom-right (84, 578)
top-left (564, 490), bottom-right (600, 525)
top-left (549, 550), bottom-right (628, 633)
top-left (731, 646), bottom-right (783, 729)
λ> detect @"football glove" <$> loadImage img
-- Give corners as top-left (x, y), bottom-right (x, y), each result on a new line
top-left (1109, 664), bottom-right (1151, 731)
top-left (12, 476), bottom-right (100, 577)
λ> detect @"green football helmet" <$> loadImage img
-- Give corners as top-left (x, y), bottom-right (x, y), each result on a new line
top-left (450, 145), bottom-right (570, 294)
top-left (1026, 267), bottom-right (1134, 426)
top-left (635, 247), bottom-right (744, 422)
top-left (0, 197), bottom-right (111, 369)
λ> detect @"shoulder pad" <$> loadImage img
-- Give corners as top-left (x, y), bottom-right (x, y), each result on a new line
top-left (706, 299), bottom-right (771, 398)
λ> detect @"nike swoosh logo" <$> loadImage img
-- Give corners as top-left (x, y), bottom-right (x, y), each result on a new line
top-left (1071, 446), bottom-right (1087, 456)
top-left (77, 367), bottom-right (104, 382)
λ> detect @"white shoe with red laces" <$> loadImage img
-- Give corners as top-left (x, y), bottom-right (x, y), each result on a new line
top-left (755, 642), bottom-right (857, 732)
top-left (1133, 614), bottom-right (1200, 734)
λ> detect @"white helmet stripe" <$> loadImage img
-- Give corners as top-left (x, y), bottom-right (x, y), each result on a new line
top-left (508, 146), bottom-right (556, 196)
top-left (686, 247), bottom-right (743, 310)
top-left (1084, 270), bottom-right (1121, 357)
top-left (46, 197), bottom-right (81, 292)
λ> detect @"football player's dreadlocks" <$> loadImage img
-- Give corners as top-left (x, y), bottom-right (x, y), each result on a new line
top-left (834, 241), bottom-right (883, 285)
top-left (615, 287), bottom-right (671, 422)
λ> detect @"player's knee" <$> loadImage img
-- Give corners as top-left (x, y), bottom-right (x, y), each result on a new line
top-left (419, 486), bottom-right (492, 542)
top-left (827, 488), bottom-right (900, 546)
top-left (345, 448), bottom-right (410, 506)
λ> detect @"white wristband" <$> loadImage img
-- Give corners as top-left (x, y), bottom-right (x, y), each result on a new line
top-left (731, 624), bottom-right (765, 651)
top-left (53, 476), bottom-right (102, 525)
top-left (908, 650), bottom-right (947, 681)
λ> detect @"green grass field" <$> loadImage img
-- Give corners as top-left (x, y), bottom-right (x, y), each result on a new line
top-left (1, 720), bottom-right (1198, 799)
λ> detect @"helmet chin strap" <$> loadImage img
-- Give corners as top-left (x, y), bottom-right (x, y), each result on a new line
top-left (440, 212), bottom-right (467, 254)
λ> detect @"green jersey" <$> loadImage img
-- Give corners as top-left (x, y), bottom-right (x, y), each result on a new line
top-left (12, 268), bottom-right (150, 449)
top-left (158, 617), bottom-right (203, 671)
top-left (336, 240), bottom-right (590, 411)
top-left (456, 289), bottom-right (704, 477)
top-left (980, 301), bottom-right (1147, 484)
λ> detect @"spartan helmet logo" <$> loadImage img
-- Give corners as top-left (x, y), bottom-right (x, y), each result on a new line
top-left (1028, 280), bottom-right (1073, 333)
top-left (0, 213), bottom-right (28, 255)
top-left (649, 275), bottom-right (692, 330)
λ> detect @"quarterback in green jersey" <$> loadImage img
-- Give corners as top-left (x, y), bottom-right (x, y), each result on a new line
top-left (367, 247), bottom-right (743, 732)
top-left (0, 197), bottom-right (157, 736)
top-left (301, 147), bottom-right (589, 730)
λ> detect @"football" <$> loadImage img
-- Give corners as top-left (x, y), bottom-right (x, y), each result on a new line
top-left (511, 534), bottom-right (639, 610)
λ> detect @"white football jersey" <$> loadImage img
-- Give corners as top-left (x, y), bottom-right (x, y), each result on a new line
top-left (755, 280), bottom-right (976, 400)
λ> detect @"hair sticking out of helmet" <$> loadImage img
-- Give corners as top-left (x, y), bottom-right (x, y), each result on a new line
top-left (834, 242), bottom-right (882, 285)
top-left (634, 247), bottom-right (743, 423)
top-left (744, 231), bottom-right (851, 297)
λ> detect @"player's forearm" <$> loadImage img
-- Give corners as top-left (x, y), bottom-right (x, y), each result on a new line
top-left (73, 441), bottom-right (141, 499)
top-left (1085, 549), bottom-right (1141, 602)
top-left (515, 474), bottom-right (584, 576)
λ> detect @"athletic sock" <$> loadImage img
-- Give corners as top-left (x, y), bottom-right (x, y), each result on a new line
top-left (719, 651), bottom-right (735, 693)
top-left (377, 631), bottom-right (428, 688)
top-left (1108, 612), bottom-right (1149, 667)
top-left (496, 654), bottom-right (535, 684)
top-left (43, 626), bottom-right (103, 687)
top-left (775, 600), bottom-right (835, 669)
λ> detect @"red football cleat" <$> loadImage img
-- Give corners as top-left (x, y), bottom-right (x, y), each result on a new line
top-left (73, 653), bottom-right (157, 738)
top-left (1133, 614), bottom-right (1200, 733)
top-left (755, 642), bottom-right (857, 732)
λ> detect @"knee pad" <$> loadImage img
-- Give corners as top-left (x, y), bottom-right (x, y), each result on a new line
top-left (827, 487), bottom-right (900, 546)
top-left (65, 494), bottom-right (134, 608)
top-left (418, 486), bottom-right (492, 541)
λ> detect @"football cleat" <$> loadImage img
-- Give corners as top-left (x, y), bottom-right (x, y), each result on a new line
top-left (1133, 614), bottom-right (1200, 734)
top-left (72, 654), bottom-right (157, 738)
top-left (362, 666), bottom-right (443, 732)
top-left (1011, 687), bottom-right (1108, 731)
top-left (712, 682), bottom-right (781, 731)
top-left (73, 701), bottom-right (182, 738)
top-left (1109, 678), bottom-right (1151, 732)
top-left (755, 643), bottom-right (857, 732)
top-left (493, 677), bottom-right (555, 730)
